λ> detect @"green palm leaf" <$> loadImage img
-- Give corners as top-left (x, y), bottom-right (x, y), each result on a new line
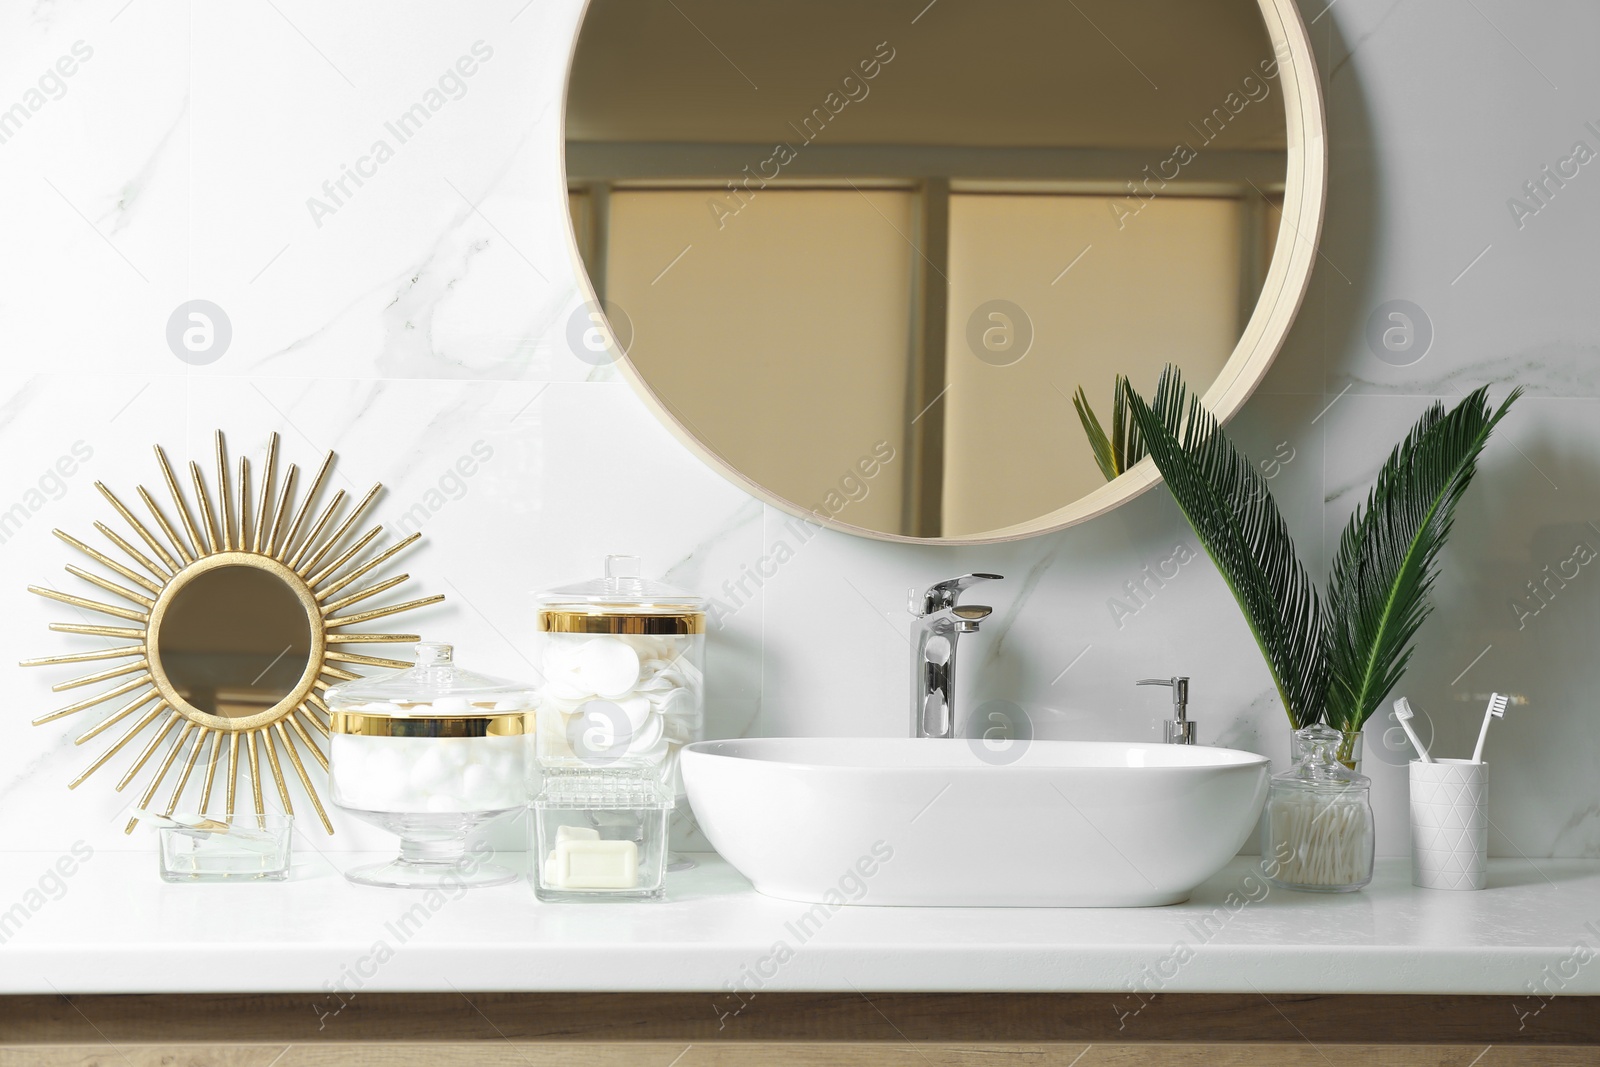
top-left (1072, 382), bottom-right (1119, 481)
top-left (1323, 386), bottom-right (1521, 733)
top-left (1073, 373), bottom-right (1189, 481)
top-left (1123, 367), bottom-right (1328, 728)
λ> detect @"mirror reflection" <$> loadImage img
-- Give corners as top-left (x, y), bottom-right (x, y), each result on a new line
top-left (156, 566), bottom-right (312, 717)
top-left (567, 0), bottom-right (1288, 539)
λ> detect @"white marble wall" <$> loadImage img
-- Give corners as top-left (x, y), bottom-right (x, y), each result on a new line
top-left (0, 0), bottom-right (1595, 862)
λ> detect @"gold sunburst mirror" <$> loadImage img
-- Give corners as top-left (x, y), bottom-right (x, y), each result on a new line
top-left (21, 430), bottom-right (443, 834)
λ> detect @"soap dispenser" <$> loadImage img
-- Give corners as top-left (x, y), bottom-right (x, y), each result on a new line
top-left (1137, 676), bottom-right (1194, 744)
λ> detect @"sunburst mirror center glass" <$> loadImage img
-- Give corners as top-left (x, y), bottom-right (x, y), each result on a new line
top-left (156, 565), bottom-right (313, 718)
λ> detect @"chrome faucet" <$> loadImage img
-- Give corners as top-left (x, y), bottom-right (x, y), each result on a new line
top-left (910, 573), bottom-right (1002, 739)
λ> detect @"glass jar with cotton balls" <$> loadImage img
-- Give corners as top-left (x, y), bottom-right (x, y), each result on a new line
top-left (535, 555), bottom-right (706, 871)
top-left (325, 642), bottom-right (536, 889)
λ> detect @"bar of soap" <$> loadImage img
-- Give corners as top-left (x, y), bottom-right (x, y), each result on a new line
top-left (549, 839), bottom-right (638, 889)
top-left (556, 824), bottom-right (600, 844)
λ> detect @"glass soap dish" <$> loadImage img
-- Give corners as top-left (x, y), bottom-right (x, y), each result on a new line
top-left (533, 772), bottom-right (673, 901)
top-left (157, 813), bottom-right (293, 882)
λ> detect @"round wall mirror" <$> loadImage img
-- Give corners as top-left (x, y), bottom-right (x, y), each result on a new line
top-left (155, 564), bottom-right (314, 718)
top-left (564, 0), bottom-right (1325, 542)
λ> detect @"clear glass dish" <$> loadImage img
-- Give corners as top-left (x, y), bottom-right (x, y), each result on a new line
top-left (158, 813), bottom-right (293, 882)
top-left (326, 642), bottom-right (535, 889)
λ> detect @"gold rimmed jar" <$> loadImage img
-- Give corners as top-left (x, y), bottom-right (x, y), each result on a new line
top-left (534, 556), bottom-right (706, 781)
top-left (324, 641), bottom-right (536, 889)
top-left (535, 556), bottom-right (706, 877)
top-left (329, 709), bottom-right (531, 738)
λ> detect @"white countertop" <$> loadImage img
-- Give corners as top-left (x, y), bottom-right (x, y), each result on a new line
top-left (3, 849), bottom-right (1597, 996)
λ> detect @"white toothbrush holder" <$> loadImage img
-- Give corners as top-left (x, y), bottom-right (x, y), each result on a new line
top-left (1409, 759), bottom-right (1488, 890)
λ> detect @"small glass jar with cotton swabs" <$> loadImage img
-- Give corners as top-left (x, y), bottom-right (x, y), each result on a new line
top-left (1263, 724), bottom-right (1375, 892)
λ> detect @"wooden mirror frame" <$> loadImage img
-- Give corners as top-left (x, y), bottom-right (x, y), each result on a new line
top-left (560, 0), bottom-right (1327, 544)
top-left (23, 431), bottom-right (443, 834)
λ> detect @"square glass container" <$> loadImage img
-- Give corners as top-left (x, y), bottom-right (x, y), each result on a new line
top-left (533, 772), bottom-right (674, 901)
top-left (158, 814), bottom-right (293, 882)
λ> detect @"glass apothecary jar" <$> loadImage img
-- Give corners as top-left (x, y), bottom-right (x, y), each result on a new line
top-left (1263, 724), bottom-right (1375, 893)
top-left (326, 642), bottom-right (535, 889)
top-left (1292, 725), bottom-right (1364, 771)
top-left (533, 771), bottom-right (674, 901)
top-left (535, 556), bottom-right (705, 788)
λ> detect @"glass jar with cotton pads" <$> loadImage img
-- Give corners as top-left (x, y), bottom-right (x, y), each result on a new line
top-left (326, 642), bottom-right (535, 889)
top-left (1262, 724), bottom-right (1374, 893)
top-left (533, 770), bottom-right (674, 901)
top-left (535, 556), bottom-right (705, 789)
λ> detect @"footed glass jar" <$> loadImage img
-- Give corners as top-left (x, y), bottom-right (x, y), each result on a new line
top-left (1263, 724), bottom-right (1375, 893)
top-left (536, 556), bottom-right (705, 789)
top-left (326, 643), bottom-right (535, 889)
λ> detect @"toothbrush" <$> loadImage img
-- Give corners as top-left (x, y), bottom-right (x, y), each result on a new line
top-left (1393, 698), bottom-right (1432, 763)
top-left (1471, 693), bottom-right (1508, 764)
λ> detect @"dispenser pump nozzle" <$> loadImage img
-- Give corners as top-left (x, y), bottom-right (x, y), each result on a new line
top-left (1137, 676), bottom-right (1194, 745)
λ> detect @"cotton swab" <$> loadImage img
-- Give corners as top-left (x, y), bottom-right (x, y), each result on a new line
top-left (1393, 697), bottom-right (1432, 763)
top-left (1471, 693), bottom-right (1508, 764)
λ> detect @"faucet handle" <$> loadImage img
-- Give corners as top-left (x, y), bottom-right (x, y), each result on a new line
top-left (912, 573), bottom-right (1003, 616)
top-left (1137, 677), bottom-right (1194, 745)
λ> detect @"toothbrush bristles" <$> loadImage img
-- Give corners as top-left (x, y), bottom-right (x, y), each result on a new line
top-left (1393, 697), bottom-right (1431, 762)
top-left (1471, 692), bottom-right (1508, 763)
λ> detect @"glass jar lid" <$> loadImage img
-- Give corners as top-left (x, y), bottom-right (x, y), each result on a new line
top-left (1277, 724), bottom-right (1370, 788)
top-left (538, 555), bottom-right (704, 634)
top-left (324, 642), bottom-right (536, 715)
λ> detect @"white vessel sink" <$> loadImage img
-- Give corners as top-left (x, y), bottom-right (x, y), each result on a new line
top-left (682, 738), bottom-right (1270, 907)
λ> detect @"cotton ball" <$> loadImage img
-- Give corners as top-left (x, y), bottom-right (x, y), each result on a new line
top-left (626, 712), bottom-right (666, 755)
top-left (366, 744), bottom-right (406, 787)
top-left (408, 745), bottom-right (453, 792)
top-left (614, 694), bottom-right (653, 733)
top-left (578, 637), bottom-right (641, 699)
top-left (544, 664), bottom-right (593, 702)
top-left (544, 636), bottom-right (583, 671)
top-left (439, 740), bottom-right (473, 771)
top-left (460, 764), bottom-right (498, 806)
top-left (331, 735), bottom-right (367, 775)
top-left (430, 696), bottom-right (472, 715)
top-left (355, 744), bottom-right (412, 809)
